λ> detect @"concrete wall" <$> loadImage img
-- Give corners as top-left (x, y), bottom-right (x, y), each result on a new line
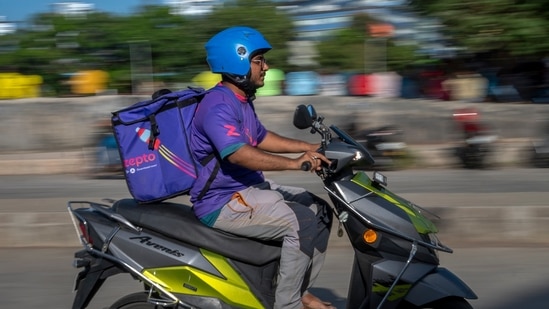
top-left (1, 95), bottom-right (549, 153)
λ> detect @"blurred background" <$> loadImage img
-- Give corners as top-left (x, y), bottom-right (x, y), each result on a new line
top-left (1, 2), bottom-right (549, 308)
top-left (1, 0), bottom-right (549, 171)
top-left (0, 0), bottom-right (548, 101)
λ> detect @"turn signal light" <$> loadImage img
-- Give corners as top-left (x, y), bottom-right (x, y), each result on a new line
top-left (363, 229), bottom-right (378, 244)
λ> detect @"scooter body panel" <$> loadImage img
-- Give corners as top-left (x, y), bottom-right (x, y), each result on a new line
top-left (71, 206), bottom-right (279, 309)
top-left (346, 251), bottom-right (437, 309)
top-left (328, 170), bottom-right (476, 308)
top-left (332, 173), bottom-right (438, 237)
top-left (141, 252), bottom-right (265, 309)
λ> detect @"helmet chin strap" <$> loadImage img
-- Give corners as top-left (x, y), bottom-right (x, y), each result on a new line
top-left (222, 73), bottom-right (257, 101)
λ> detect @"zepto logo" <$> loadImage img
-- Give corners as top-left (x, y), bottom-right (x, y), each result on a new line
top-left (124, 153), bottom-right (157, 168)
top-left (130, 127), bottom-right (197, 178)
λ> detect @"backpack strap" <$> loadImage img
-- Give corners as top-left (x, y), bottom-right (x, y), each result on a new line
top-left (147, 114), bottom-right (160, 150)
top-left (196, 153), bottom-right (219, 200)
top-left (195, 85), bottom-right (245, 200)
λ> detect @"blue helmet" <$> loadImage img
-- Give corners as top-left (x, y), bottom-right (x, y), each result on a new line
top-left (205, 26), bottom-right (272, 77)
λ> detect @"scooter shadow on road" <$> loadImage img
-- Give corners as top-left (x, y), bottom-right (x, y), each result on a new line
top-left (308, 287), bottom-right (347, 309)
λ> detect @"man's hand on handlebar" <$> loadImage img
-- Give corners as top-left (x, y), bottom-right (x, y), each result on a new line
top-left (297, 151), bottom-right (330, 172)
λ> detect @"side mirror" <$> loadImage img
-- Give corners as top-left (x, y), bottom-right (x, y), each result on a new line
top-left (293, 104), bottom-right (313, 129)
top-left (307, 104), bottom-right (317, 120)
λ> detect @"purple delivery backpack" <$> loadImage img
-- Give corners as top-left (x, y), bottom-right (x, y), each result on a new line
top-left (111, 87), bottom-right (217, 203)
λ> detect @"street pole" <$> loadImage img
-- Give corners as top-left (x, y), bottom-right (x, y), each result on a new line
top-left (129, 40), bottom-right (153, 95)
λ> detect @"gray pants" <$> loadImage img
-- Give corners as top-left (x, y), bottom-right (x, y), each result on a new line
top-left (212, 179), bottom-right (333, 309)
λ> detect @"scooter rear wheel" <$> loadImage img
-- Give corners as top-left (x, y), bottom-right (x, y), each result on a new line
top-left (400, 296), bottom-right (473, 309)
top-left (109, 292), bottom-right (160, 309)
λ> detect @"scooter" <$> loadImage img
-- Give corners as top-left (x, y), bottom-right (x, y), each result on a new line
top-left (452, 108), bottom-right (498, 169)
top-left (67, 104), bottom-right (477, 309)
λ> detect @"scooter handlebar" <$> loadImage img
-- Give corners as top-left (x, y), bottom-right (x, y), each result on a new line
top-left (300, 161), bottom-right (312, 171)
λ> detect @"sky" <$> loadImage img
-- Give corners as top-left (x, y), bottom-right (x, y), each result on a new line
top-left (0, 1), bottom-right (166, 23)
top-left (1, 0), bottom-right (408, 23)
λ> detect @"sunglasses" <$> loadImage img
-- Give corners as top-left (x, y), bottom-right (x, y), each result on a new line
top-left (251, 56), bottom-right (267, 67)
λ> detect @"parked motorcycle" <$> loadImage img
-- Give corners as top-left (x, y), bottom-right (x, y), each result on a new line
top-left (343, 122), bottom-right (409, 170)
top-left (67, 104), bottom-right (476, 309)
top-left (526, 120), bottom-right (549, 168)
top-left (89, 119), bottom-right (122, 176)
top-left (528, 138), bottom-right (549, 168)
top-left (452, 108), bottom-right (498, 169)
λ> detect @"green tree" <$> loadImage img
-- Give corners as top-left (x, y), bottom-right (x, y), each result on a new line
top-left (409, 0), bottom-right (549, 57)
top-left (123, 6), bottom-right (203, 85)
top-left (315, 14), bottom-right (377, 73)
top-left (315, 13), bottom-right (429, 73)
top-left (198, 0), bottom-right (295, 73)
top-left (386, 41), bottom-right (436, 71)
top-left (0, 1), bottom-right (295, 95)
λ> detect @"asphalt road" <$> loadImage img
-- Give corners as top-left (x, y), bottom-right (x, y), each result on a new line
top-left (2, 167), bottom-right (549, 200)
top-left (1, 168), bottom-right (549, 308)
top-left (1, 246), bottom-right (548, 309)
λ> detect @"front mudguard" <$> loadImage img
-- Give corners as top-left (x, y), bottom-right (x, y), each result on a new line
top-left (404, 267), bottom-right (477, 306)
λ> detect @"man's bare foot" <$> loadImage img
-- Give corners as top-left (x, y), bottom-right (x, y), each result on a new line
top-left (301, 292), bottom-right (336, 309)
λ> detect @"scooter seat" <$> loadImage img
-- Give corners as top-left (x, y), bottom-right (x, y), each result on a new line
top-left (112, 198), bottom-right (282, 266)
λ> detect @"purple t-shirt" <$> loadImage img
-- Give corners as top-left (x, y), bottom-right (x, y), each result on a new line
top-left (190, 86), bottom-right (268, 219)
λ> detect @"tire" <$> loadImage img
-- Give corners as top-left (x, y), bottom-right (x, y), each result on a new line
top-left (109, 292), bottom-right (160, 309)
top-left (399, 296), bottom-right (474, 309)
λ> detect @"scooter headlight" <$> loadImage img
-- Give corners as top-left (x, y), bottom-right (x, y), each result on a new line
top-left (353, 151), bottom-right (364, 161)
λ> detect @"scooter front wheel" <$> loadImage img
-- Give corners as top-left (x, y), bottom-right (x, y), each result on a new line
top-left (399, 296), bottom-right (473, 309)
